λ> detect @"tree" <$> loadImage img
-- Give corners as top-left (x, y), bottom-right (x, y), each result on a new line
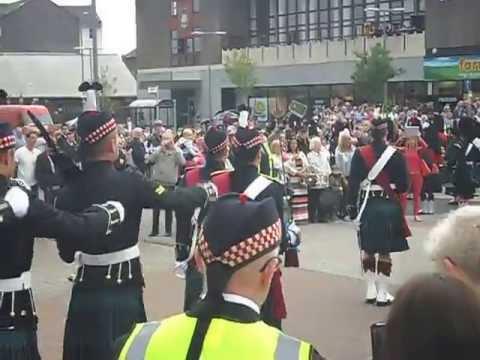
top-left (224, 49), bottom-right (257, 105)
top-left (99, 65), bottom-right (118, 113)
top-left (351, 43), bottom-right (402, 104)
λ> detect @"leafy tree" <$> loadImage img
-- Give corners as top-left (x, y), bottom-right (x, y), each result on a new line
top-left (99, 66), bottom-right (118, 113)
top-left (351, 44), bottom-right (402, 104)
top-left (224, 50), bottom-right (257, 104)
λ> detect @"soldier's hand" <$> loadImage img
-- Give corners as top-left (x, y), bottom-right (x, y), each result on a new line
top-left (4, 186), bottom-right (30, 218)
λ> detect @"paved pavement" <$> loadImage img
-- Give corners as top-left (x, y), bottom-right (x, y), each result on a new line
top-left (32, 199), bottom-right (454, 360)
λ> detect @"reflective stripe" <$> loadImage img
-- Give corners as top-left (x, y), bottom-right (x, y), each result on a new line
top-left (155, 185), bottom-right (166, 195)
top-left (126, 322), bottom-right (161, 360)
top-left (275, 333), bottom-right (302, 360)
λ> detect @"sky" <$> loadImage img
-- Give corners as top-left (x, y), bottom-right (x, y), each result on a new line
top-left (0, 0), bottom-right (136, 54)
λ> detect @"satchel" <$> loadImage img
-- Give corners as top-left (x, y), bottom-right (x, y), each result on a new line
top-left (284, 248), bottom-right (299, 268)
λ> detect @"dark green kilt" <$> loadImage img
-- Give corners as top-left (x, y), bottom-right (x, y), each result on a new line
top-left (359, 197), bottom-right (409, 254)
top-left (0, 328), bottom-right (40, 360)
top-left (63, 285), bottom-right (146, 360)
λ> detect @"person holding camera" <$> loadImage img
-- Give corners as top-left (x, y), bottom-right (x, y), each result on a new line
top-left (146, 131), bottom-right (185, 237)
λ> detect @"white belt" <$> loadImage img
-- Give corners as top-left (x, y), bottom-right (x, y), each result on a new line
top-left (0, 272), bottom-right (32, 292)
top-left (78, 245), bottom-right (140, 267)
top-left (361, 184), bottom-right (396, 192)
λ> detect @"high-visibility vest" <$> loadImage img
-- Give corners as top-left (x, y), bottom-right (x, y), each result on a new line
top-left (118, 313), bottom-right (313, 360)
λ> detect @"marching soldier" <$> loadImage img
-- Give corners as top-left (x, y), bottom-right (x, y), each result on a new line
top-left (176, 126), bottom-right (231, 311)
top-left (55, 110), bottom-right (209, 360)
top-left (0, 123), bottom-right (125, 360)
top-left (116, 195), bottom-right (324, 360)
top-left (348, 118), bottom-right (410, 306)
top-left (207, 115), bottom-right (292, 329)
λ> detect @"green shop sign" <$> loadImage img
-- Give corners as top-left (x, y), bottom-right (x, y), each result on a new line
top-left (424, 56), bottom-right (480, 80)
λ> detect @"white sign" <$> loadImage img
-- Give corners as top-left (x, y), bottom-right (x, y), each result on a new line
top-left (147, 86), bottom-right (159, 94)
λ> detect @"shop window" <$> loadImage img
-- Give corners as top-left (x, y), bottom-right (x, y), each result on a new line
top-left (332, 84), bottom-right (353, 100)
top-left (193, 0), bottom-right (200, 13)
top-left (171, 31), bottom-right (178, 55)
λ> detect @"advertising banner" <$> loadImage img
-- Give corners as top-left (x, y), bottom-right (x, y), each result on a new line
top-left (424, 56), bottom-right (480, 80)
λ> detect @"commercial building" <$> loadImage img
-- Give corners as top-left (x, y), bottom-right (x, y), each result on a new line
top-left (134, 0), bottom-right (478, 126)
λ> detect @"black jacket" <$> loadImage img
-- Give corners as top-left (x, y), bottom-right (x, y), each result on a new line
top-left (0, 176), bottom-right (113, 329)
top-left (129, 139), bottom-right (147, 173)
top-left (35, 151), bottom-right (64, 189)
top-left (56, 161), bottom-right (207, 286)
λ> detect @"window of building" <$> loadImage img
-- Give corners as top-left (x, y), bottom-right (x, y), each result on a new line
top-left (193, 0), bottom-right (200, 13)
top-left (417, 0), bottom-right (425, 12)
top-left (171, 0), bottom-right (177, 16)
top-left (171, 31), bottom-right (178, 55)
top-left (193, 28), bottom-right (202, 52)
top-left (186, 38), bottom-right (194, 53)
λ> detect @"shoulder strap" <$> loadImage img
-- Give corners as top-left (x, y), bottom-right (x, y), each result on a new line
top-left (367, 146), bottom-right (396, 182)
top-left (244, 176), bottom-right (273, 200)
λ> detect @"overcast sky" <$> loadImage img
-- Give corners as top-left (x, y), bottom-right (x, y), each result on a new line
top-left (0, 0), bottom-right (136, 54)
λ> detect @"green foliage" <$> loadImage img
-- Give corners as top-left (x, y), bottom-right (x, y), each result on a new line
top-left (99, 66), bottom-right (118, 113)
top-left (224, 50), bottom-right (257, 99)
top-left (351, 44), bottom-right (402, 104)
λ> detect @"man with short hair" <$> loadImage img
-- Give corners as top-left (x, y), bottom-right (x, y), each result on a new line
top-left (129, 128), bottom-right (147, 174)
top-left (146, 131), bottom-right (185, 237)
top-left (116, 195), bottom-right (324, 360)
top-left (15, 130), bottom-right (41, 197)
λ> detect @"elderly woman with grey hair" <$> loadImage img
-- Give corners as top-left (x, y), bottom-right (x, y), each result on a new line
top-left (425, 206), bottom-right (480, 284)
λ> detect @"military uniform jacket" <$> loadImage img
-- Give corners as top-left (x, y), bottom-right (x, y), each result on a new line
top-left (56, 161), bottom-right (206, 287)
top-left (0, 176), bottom-right (112, 329)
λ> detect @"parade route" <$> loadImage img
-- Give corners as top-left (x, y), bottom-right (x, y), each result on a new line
top-left (32, 201), bottom-right (450, 360)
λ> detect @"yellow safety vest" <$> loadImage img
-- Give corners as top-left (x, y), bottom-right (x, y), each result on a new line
top-left (118, 313), bottom-right (313, 360)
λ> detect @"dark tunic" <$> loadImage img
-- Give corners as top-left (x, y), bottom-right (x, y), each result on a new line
top-left (450, 137), bottom-right (480, 200)
top-left (0, 176), bottom-right (112, 360)
top-left (55, 161), bottom-right (207, 360)
top-left (349, 143), bottom-right (410, 254)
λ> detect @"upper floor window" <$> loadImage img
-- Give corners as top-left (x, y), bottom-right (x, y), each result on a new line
top-left (193, 0), bottom-right (200, 13)
top-left (171, 1), bottom-right (178, 16)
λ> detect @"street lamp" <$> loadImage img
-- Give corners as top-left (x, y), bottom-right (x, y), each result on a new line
top-left (190, 30), bottom-right (227, 119)
top-left (364, 7), bottom-right (405, 103)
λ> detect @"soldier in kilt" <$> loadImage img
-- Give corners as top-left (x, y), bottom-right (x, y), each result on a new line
top-left (348, 118), bottom-right (410, 306)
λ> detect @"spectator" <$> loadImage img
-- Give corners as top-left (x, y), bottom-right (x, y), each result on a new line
top-left (297, 127), bottom-right (310, 154)
top-left (307, 137), bottom-right (331, 222)
top-left (285, 138), bottom-right (309, 223)
top-left (385, 273), bottom-right (480, 360)
top-left (129, 128), bottom-right (147, 174)
top-left (335, 129), bottom-right (355, 218)
top-left (15, 129), bottom-right (41, 197)
top-left (57, 127), bottom-right (78, 163)
top-left (35, 144), bottom-right (64, 205)
top-left (146, 131), bottom-right (185, 237)
top-left (147, 120), bottom-right (164, 150)
top-left (426, 206), bottom-right (480, 285)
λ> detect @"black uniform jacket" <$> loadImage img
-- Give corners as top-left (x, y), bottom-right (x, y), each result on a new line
top-left (55, 161), bottom-right (206, 286)
top-left (348, 143), bottom-right (409, 207)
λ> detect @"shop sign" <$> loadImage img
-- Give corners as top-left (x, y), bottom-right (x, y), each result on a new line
top-left (424, 56), bottom-right (480, 80)
top-left (289, 100), bottom-right (308, 118)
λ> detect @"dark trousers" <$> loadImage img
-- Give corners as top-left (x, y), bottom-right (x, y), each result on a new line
top-left (151, 185), bottom-right (174, 235)
top-left (308, 188), bottom-right (322, 223)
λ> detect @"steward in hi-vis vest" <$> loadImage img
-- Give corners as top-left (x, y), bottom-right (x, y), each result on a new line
top-left (117, 195), bottom-right (324, 360)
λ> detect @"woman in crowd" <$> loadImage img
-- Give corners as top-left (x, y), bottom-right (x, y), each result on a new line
top-left (396, 132), bottom-right (428, 221)
top-left (270, 139), bottom-right (287, 183)
top-left (307, 137), bottom-right (331, 222)
top-left (385, 273), bottom-right (480, 360)
top-left (335, 129), bottom-right (355, 218)
top-left (285, 138), bottom-right (310, 223)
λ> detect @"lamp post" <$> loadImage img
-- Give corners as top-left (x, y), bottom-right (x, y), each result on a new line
top-left (365, 7), bottom-right (405, 104)
top-left (91, 0), bottom-right (99, 82)
top-left (191, 30), bottom-right (227, 119)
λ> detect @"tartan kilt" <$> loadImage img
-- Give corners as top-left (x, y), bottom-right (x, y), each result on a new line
top-left (0, 328), bottom-right (40, 360)
top-left (63, 285), bottom-right (146, 360)
top-left (359, 197), bottom-right (409, 254)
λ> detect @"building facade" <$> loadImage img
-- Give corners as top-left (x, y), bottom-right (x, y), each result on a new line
top-left (0, 0), bottom-right (102, 53)
top-left (135, 0), bottom-right (479, 126)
